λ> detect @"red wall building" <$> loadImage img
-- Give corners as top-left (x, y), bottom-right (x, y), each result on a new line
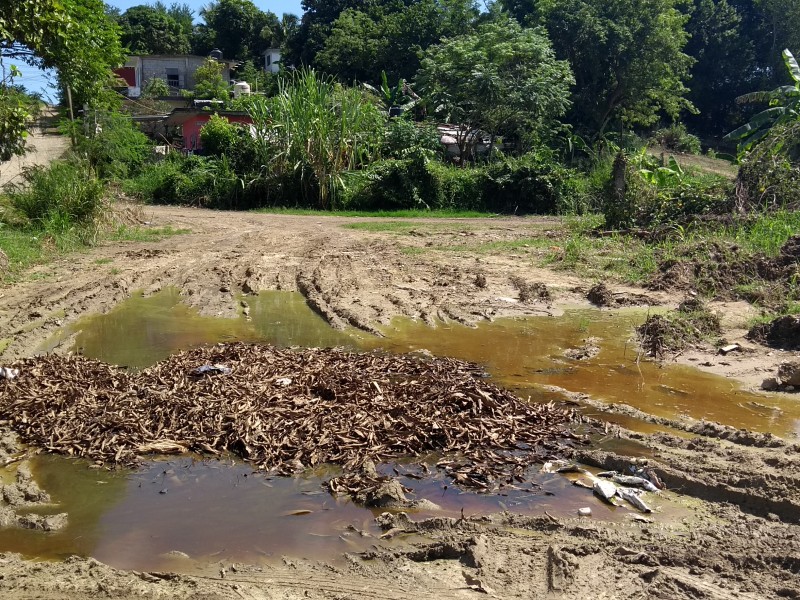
top-left (164, 109), bottom-right (253, 151)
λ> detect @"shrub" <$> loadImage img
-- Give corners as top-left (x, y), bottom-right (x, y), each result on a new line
top-left (736, 152), bottom-right (800, 212)
top-left (649, 123), bottom-right (702, 155)
top-left (200, 114), bottom-right (241, 157)
top-left (482, 151), bottom-right (586, 214)
top-left (343, 149), bottom-right (588, 214)
top-left (342, 152), bottom-right (442, 210)
top-left (77, 111), bottom-right (152, 180)
top-left (602, 150), bottom-right (733, 228)
top-left (383, 118), bottom-right (442, 159)
top-left (124, 154), bottom-right (245, 209)
top-left (6, 160), bottom-right (105, 231)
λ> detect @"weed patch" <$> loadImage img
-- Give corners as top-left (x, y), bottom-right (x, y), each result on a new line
top-left (637, 300), bottom-right (721, 358)
top-left (109, 226), bottom-right (190, 242)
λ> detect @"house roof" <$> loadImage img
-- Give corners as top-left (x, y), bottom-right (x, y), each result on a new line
top-left (164, 107), bottom-right (251, 127)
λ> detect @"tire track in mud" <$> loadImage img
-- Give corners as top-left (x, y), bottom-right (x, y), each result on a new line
top-left (0, 207), bottom-right (614, 360)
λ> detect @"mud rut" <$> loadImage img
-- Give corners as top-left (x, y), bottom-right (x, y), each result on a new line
top-left (0, 207), bottom-right (799, 599)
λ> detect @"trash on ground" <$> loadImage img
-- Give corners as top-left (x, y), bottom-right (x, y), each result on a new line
top-left (192, 364), bottom-right (232, 376)
top-left (0, 367), bottom-right (19, 380)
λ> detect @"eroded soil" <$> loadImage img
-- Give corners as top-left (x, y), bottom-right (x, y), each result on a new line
top-left (1, 206), bottom-right (799, 598)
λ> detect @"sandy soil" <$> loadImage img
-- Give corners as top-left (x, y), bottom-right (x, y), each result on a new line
top-left (0, 119), bottom-right (69, 188)
top-left (1, 206), bottom-right (799, 598)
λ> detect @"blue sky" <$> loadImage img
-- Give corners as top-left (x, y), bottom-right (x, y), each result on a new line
top-left (15, 0), bottom-right (304, 101)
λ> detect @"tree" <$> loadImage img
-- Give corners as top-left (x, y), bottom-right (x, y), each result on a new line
top-left (117, 5), bottom-right (191, 55)
top-left (683, 0), bottom-right (756, 136)
top-left (193, 58), bottom-right (230, 101)
top-left (725, 49), bottom-right (800, 153)
top-left (314, 0), bottom-right (478, 83)
top-left (0, 0), bottom-right (124, 159)
top-left (416, 18), bottom-right (573, 155)
top-left (511, 0), bottom-right (694, 137)
top-left (195, 0), bottom-right (278, 63)
top-left (154, 2), bottom-right (195, 37)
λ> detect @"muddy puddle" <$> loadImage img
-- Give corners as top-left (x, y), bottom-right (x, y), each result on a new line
top-left (4, 288), bottom-right (794, 570)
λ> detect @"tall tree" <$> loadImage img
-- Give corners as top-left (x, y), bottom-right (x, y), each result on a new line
top-left (118, 5), bottom-right (191, 54)
top-left (684, 0), bottom-right (756, 135)
top-left (416, 17), bottom-right (573, 153)
top-left (308, 0), bottom-right (478, 82)
top-left (0, 0), bottom-right (124, 157)
top-left (195, 0), bottom-right (277, 63)
top-left (506, 0), bottom-right (695, 137)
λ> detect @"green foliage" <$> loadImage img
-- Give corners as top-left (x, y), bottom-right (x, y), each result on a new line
top-left (0, 0), bottom-right (125, 154)
top-left (290, 0), bottom-right (478, 82)
top-left (521, 0), bottom-right (694, 137)
top-left (4, 160), bottom-right (105, 232)
top-left (193, 58), bottom-right (231, 101)
top-left (417, 17), bottom-right (573, 153)
top-left (602, 150), bottom-right (733, 227)
top-left (725, 49), bottom-right (800, 154)
top-left (200, 114), bottom-right (242, 157)
top-left (343, 149), bottom-right (588, 214)
top-left (736, 149), bottom-right (800, 209)
top-left (343, 152), bottom-right (443, 210)
top-left (142, 78), bottom-right (171, 99)
top-left (684, 0), bottom-right (756, 136)
top-left (383, 118), bottom-right (442, 159)
top-left (195, 0), bottom-right (279, 62)
top-left (247, 69), bottom-right (385, 208)
top-left (0, 70), bottom-right (37, 161)
top-left (649, 123), bottom-right (703, 154)
top-left (233, 61), bottom-right (276, 96)
top-left (117, 5), bottom-right (190, 54)
top-left (124, 154), bottom-right (245, 209)
top-left (77, 112), bottom-right (152, 180)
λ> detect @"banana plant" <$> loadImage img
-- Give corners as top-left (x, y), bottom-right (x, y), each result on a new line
top-left (362, 71), bottom-right (417, 115)
top-left (724, 49), bottom-right (800, 154)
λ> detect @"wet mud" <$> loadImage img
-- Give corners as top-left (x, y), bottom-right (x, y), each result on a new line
top-left (0, 207), bottom-right (798, 599)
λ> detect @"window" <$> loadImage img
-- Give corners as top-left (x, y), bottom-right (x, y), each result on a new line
top-left (165, 68), bottom-right (180, 91)
top-left (266, 55), bottom-right (271, 66)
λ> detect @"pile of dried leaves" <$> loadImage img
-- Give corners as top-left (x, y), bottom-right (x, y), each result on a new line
top-left (0, 344), bottom-right (579, 490)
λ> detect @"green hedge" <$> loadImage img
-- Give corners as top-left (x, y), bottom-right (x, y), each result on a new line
top-left (341, 150), bottom-right (590, 214)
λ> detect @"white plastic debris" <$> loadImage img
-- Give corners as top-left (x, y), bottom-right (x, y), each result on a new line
top-left (193, 364), bottom-right (232, 376)
top-left (577, 507), bottom-right (592, 517)
top-left (275, 377), bottom-right (292, 387)
top-left (0, 367), bottom-right (20, 380)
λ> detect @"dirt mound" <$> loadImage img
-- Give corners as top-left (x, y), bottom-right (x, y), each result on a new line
top-left (585, 282), bottom-right (657, 307)
top-left (649, 236), bottom-right (800, 302)
top-left (586, 283), bottom-right (613, 306)
top-left (510, 276), bottom-right (551, 302)
top-left (0, 344), bottom-right (579, 492)
top-left (637, 301), bottom-right (721, 358)
top-left (748, 315), bottom-right (800, 350)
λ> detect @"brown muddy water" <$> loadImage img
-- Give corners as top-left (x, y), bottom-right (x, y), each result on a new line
top-left (3, 288), bottom-right (794, 571)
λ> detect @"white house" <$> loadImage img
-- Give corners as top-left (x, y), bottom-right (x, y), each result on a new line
top-left (263, 48), bottom-right (281, 74)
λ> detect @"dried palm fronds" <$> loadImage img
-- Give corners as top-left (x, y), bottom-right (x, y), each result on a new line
top-left (0, 344), bottom-right (581, 489)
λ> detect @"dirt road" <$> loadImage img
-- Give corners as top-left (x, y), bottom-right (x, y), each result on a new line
top-left (0, 206), bottom-right (612, 359)
top-left (1, 206), bottom-right (799, 599)
top-left (0, 117), bottom-right (69, 188)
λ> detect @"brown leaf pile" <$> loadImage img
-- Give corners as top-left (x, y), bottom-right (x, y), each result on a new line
top-left (0, 343), bottom-right (578, 487)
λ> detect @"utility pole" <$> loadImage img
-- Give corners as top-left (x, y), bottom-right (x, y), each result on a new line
top-left (66, 84), bottom-right (76, 148)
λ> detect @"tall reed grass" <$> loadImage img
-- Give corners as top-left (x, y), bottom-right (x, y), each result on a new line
top-left (247, 69), bottom-right (385, 208)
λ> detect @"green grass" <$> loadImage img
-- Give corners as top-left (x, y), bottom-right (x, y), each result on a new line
top-left (94, 257), bottom-right (113, 265)
top-left (0, 225), bottom-right (189, 284)
top-left (0, 226), bottom-right (93, 283)
top-left (253, 207), bottom-right (494, 218)
top-left (109, 225), bottom-right (191, 242)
